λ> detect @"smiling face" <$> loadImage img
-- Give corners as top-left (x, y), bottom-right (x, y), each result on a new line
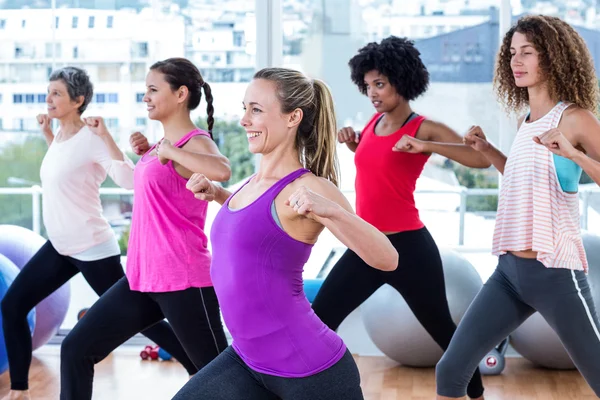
top-left (143, 69), bottom-right (185, 121)
top-left (240, 78), bottom-right (298, 155)
top-left (510, 32), bottom-right (544, 88)
top-left (46, 79), bottom-right (83, 119)
top-left (363, 70), bottom-right (403, 113)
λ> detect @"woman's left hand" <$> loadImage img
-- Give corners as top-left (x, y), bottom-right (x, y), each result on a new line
top-left (286, 186), bottom-right (341, 220)
top-left (534, 128), bottom-right (579, 159)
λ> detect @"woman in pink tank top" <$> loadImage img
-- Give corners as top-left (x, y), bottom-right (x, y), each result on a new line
top-left (59, 58), bottom-right (231, 400)
top-left (174, 68), bottom-right (398, 399)
top-left (432, 16), bottom-right (600, 399)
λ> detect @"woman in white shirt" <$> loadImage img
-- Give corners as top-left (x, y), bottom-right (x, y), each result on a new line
top-left (1, 67), bottom-right (196, 400)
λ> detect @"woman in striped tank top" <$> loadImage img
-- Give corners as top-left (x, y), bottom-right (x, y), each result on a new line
top-left (435, 16), bottom-right (600, 399)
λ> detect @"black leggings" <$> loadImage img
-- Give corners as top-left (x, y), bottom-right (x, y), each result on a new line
top-left (312, 227), bottom-right (484, 399)
top-left (172, 347), bottom-right (363, 400)
top-left (60, 276), bottom-right (228, 400)
top-left (0, 241), bottom-right (197, 391)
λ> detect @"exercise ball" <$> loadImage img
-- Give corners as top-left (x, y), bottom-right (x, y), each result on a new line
top-left (304, 279), bottom-right (324, 303)
top-left (0, 254), bottom-right (36, 374)
top-left (361, 248), bottom-right (483, 367)
top-left (0, 225), bottom-right (70, 350)
top-left (0, 225), bottom-right (45, 270)
top-left (511, 231), bottom-right (600, 369)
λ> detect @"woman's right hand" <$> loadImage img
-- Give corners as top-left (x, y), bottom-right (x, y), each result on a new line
top-left (130, 131), bottom-right (150, 155)
top-left (463, 126), bottom-right (491, 152)
top-left (36, 114), bottom-right (52, 135)
top-left (337, 127), bottom-right (360, 144)
top-left (186, 173), bottom-right (217, 202)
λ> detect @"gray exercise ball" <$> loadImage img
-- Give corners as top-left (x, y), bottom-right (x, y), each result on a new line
top-left (360, 248), bottom-right (483, 367)
top-left (511, 231), bottom-right (600, 369)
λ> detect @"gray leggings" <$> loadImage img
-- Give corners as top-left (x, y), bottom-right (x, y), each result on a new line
top-left (436, 253), bottom-right (600, 398)
top-left (172, 346), bottom-right (364, 400)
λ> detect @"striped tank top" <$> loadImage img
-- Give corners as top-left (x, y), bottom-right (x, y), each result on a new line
top-left (492, 101), bottom-right (588, 272)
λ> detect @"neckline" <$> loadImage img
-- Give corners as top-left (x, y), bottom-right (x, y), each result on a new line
top-left (371, 112), bottom-right (419, 138)
top-left (227, 168), bottom-right (309, 213)
top-left (53, 125), bottom-right (87, 144)
top-left (523, 102), bottom-right (563, 126)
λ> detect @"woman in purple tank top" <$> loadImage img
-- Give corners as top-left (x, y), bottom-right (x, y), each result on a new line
top-left (174, 68), bottom-right (398, 400)
top-left (59, 58), bottom-right (231, 400)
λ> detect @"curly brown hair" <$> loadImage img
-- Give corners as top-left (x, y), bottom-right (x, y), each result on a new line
top-left (494, 15), bottom-right (598, 114)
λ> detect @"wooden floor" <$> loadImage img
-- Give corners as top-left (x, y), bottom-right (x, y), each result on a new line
top-left (0, 347), bottom-right (596, 400)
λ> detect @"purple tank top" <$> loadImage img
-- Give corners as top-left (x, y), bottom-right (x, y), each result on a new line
top-left (210, 168), bottom-right (346, 377)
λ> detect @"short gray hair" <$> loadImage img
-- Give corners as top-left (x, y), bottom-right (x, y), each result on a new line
top-left (49, 67), bottom-right (94, 114)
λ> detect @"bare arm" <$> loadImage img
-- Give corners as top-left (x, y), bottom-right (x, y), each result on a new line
top-left (416, 121), bottom-right (491, 168)
top-left (36, 114), bottom-right (54, 146)
top-left (477, 145), bottom-right (507, 174)
top-left (543, 108), bottom-right (600, 186)
top-left (159, 136), bottom-right (231, 182)
top-left (288, 178), bottom-right (398, 272)
top-left (186, 173), bottom-right (233, 206)
top-left (337, 127), bottom-right (360, 153)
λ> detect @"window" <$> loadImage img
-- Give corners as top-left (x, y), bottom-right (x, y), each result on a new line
top-left (15, 46), bottom-right (22, 58)
top-left (13, 118), bottom-right (24, 130)
top-left (73, 46), bottom-right (78, 59)
top-left (13, 94), bottom-right (23, 104)
top-left (0, 19), bottom-right (6, 29)
top-left (25, 94), bottom-right (35, 103)
top-left (135, 42), bottom-right (148, 57)
top-left (95, 93), bottom-right (106, 103)
top-left (105, 118), bottom-right (118, 128)
top-left (88, 16), bottom-right (95, 28)
top-left (135, 117), bottom-right (146, 126)
top-left (108, 93), bottom-right (118, 103)
top-left (0, 119), bottom-right (3, 130)
top-left (21, 20), bottom-right (25, 28)
top-left (0, 94), bottom-right (3, 103)
top-left (72, 16), bottom-right (78, 29)
top-left (136, 93), bottom-right (144, 102)
top-left (37, 94), bottom-right (46, 103)
top-left (233, 31), bottom-right (244, 47)
top-left (55, 16), bottom-right (59, 29)
top-left (107, 15), bottom-right (113, 28)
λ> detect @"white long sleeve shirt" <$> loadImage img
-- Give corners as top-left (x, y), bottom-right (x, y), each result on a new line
top-left (40, 126), bottom-right (134, 256)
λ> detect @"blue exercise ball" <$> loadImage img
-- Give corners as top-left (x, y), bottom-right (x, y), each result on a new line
top-left (0, 254), bottom-right (36, 374)
top-left (304, 279), bottom-right (324, 303)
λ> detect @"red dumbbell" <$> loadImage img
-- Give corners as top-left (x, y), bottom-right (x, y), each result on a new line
top-left (140, 345), bottom-right (154, 360)
top-left (149, 346), bottom-right (159, 360)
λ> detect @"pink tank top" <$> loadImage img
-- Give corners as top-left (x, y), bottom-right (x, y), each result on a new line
top-left (126, 129), bottom-right (213, 292)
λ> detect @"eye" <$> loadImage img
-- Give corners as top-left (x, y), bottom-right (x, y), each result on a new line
top-left (376, 82), bottom-right (384, 88)
top-left (252, 108), bottom-right (261, 113)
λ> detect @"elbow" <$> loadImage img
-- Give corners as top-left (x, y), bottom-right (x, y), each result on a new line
top-left (475, 160), bottom-right (492, 169)
top-left (215, 160), bottom-right (232, 182)
top-left (373, 249), bottom-right (399, 272)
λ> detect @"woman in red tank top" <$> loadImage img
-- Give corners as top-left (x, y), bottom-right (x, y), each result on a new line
top-left (311, 36), bottom-right (490, 400)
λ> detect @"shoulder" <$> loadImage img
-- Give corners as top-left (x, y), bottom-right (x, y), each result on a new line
top-left (560, 105), bottom-right (600, 137)
top-left (417, 118), bottom-right (457, 141)
top-left (290, 173), bottom-right (344, 202)
top-left (184, 131), bottom-right (217, 150)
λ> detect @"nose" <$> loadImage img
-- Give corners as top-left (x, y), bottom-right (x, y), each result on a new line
top-left (240, 111), bottom-right (251, 127)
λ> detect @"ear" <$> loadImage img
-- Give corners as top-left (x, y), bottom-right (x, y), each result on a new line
top-left (73, 95), bottom-right (85, 110)
top-left (176, 85), bottom-right (189, 104)
top-left (287, 108), bottom-right (303, 129)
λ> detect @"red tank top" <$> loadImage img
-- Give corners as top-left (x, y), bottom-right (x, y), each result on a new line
top-left (354, 113), bottom-right (428, 232)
